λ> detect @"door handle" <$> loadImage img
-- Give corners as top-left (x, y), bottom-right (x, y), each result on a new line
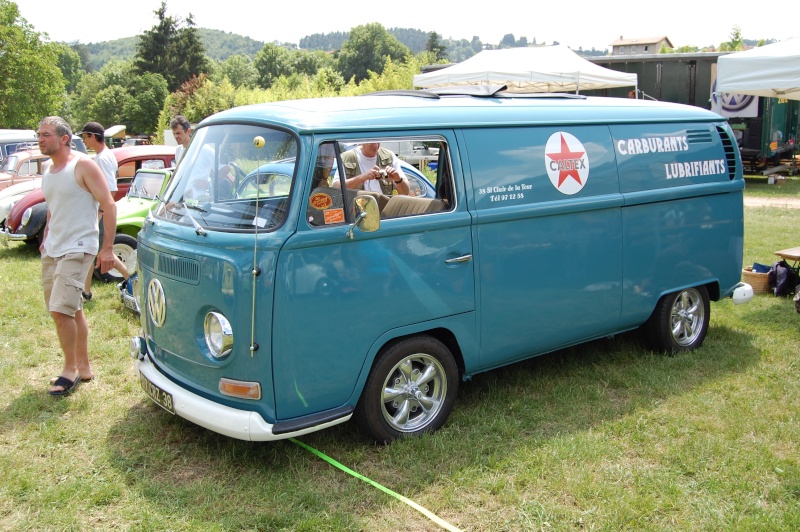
top-left (444, 254), bottom-right (473, 265)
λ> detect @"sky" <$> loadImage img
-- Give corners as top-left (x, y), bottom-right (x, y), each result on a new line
top-left (19, 0), bottom-right (798, 52)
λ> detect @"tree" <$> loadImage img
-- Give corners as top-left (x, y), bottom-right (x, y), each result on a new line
top-left (445, 38), bottom-right (476, 63)
top-left (134, 2), bottom-right (177, 82)
top-left (69, 59), bottom-right (167, 135)
top-left (313, 67), bottom-right (345, 94)
top-left (516, 36), bottom-right (528, 48)
top-left (215, 54), bottom-right (257, 88)
top-left (499, 34), bottom-right (516, 48)
top-left (171, 14), bottom-right (210, 88)
top-left (0, 0), bottom-right (65, 128)
top-left (182, 76), bottom-right (235, 124)
top-left (253, 43), bottom-right (293, 88)
top-left (124, 73), bottom-right (169, 134)
top-left (292, 49), bottom-right (332, 77)
top-left (661, 44), bottom-right (699, 54)
top-left (426, 32), bottom-right (447, 61)
top-left (134, 1), bottom-right (210, 91)
top-left (70, 42), bottom-right (93, 73)
top-left (91, 85), bottom-right (131, 127)
top-left (337, 23), bottom-right (410, 83)
top-left (471, 36), bottom-right (483, 53)
top-left (54, 43), bottom-right (84, 93)
top-left (719, 25), bottom-right (744, 52)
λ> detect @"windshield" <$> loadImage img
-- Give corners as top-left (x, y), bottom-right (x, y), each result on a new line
top-left (155, 124), bottom-right (298, 232)
top-left (129, 170), bottom-right (168, 199)
top-left (0, 155), bottom-right (19, 174)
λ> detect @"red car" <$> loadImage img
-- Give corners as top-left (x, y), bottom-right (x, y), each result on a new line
top-left (1, 146), bottom-right (176, 264)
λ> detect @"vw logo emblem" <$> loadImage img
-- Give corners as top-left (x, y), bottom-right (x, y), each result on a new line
top-left (147, 279), bottom-right (166, 328)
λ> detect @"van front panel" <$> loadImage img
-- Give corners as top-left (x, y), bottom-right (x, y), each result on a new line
top-left (463, 125), bottom-right (623, 368)
top-left (137, 123), bottom-right (302, 424)
top-left (137, 229), bottom-right (284, 422)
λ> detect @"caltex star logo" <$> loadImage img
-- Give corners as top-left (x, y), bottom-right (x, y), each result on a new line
top-left (545, 132), bottom-right (590, 195)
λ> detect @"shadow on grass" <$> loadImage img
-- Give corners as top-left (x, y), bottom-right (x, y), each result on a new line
top-left (96, 325), bottom-right (760, 527)
top-left (0, 240), bottom-right (40, 260)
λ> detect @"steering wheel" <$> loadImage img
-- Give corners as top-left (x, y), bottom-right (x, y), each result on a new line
top-left (228, 161), bottom-right (247, 181)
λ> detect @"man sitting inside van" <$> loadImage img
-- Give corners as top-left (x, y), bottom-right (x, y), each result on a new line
top-left (332, 143), bottom-right (410, 196)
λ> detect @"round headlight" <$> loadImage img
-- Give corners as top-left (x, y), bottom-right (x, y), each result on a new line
top-left (21, 207), bottom-right (33, 227)
top-left (204, 312), bottom-right (233, 359)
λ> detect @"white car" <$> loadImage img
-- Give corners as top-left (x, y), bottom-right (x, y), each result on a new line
top-left (0, 178), bottom-right (43, 228)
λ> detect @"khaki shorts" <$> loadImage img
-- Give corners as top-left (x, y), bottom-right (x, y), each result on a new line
top-left (42, 253), bottom-right (95, 317)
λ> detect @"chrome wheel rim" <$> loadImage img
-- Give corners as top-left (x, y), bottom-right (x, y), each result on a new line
top-left (670, 288), bottom-right (705, 346)
top-left (381, 354), bottom-right (447, 433)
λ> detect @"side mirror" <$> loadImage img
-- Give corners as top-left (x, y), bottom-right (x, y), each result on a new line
top-left (346, 195), bottom-right (380, 239)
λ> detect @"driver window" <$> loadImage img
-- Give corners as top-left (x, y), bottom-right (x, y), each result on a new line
top-left (308, 137), bottom-right (453, 228)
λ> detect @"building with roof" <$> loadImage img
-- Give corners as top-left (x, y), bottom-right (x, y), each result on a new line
top-left (609, 36), bottom-right (674, 55)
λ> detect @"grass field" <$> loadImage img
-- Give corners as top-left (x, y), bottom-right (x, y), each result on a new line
top-left (0, 198), bottom-right (798, 530)
top-left (744, 173), bottom-right (800, 198)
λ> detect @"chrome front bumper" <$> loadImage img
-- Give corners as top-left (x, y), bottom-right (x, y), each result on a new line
top-left (132, 346), bottom-right (351, 441)
top-left (0, 227), bottom-right (29, 246)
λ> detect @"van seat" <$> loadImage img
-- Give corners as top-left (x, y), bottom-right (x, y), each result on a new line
top-left (381, 195), bottom-right (445, 219)
top-left (356, 190), bottom-right (390, 211)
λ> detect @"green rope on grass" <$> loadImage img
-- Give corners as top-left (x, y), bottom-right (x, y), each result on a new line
top-left (290, 438), bottom-right (461, 532)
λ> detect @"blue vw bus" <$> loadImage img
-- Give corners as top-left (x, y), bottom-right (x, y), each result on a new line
top-left (131, 88), bottom-right (753, 443)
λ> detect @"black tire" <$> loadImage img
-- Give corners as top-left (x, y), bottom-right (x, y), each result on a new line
top-left (95, 233), bottom-right (137, 282)
top-left (25, 226), bottom-right (45, 248)
top-left (354, 336), bottom-right (458, 443)
top-left (643, 285), bottom-right (710, 353)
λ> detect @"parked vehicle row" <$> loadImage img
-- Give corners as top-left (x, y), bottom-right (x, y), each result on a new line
top-left (1, 146), bottom-right (176, 284)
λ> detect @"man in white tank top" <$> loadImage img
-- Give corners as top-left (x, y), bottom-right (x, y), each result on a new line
top-left (37, 116), bottom-right (117, 396)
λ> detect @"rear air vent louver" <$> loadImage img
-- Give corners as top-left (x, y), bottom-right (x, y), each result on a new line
top-left (686, 129), bottom-right (713, 144)
top-left (137, 245), bottom-right (200, 285)
top-left (716, 125), bottom-right (738, 181)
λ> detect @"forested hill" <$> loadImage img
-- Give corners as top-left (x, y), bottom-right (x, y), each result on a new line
top-left (80, 27), bottom-right (437, 70)
top-left (80, 26), bottom-right (614, 71)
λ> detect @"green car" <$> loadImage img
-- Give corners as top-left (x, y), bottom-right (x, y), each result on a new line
top-left (109, 168), bottom-right (172, 283)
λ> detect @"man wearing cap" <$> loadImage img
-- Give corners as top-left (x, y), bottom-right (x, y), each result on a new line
top-left (37, 116), bottom-right (116, 395)
top-left (77, 122), bottom-right (130, 300)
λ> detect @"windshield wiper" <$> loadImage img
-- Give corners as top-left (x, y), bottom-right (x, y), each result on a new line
top-left (146, 195), bottom-right (164, 226)
top-left (164, 201), bottom-right (208, 236)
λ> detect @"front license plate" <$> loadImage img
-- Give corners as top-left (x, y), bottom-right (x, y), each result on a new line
top-left (139, 370), bottom-right (175, 414)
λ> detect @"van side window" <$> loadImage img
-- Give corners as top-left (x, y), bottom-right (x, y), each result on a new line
top-left (308, 138), bottom-right (452, 227)
top-left (307, 142), bottom-right (346, 227)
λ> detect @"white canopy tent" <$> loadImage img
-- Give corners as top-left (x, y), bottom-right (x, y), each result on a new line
top-left (716, 38), bottom-right (800, 100)
top-left (413, 45), bottom-right (638, 94)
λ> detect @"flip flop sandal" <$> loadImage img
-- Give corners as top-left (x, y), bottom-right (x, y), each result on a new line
top-left (49, 375), bottom-right (80, 397)
top-left (50, 375), bottom-right (93, 384)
